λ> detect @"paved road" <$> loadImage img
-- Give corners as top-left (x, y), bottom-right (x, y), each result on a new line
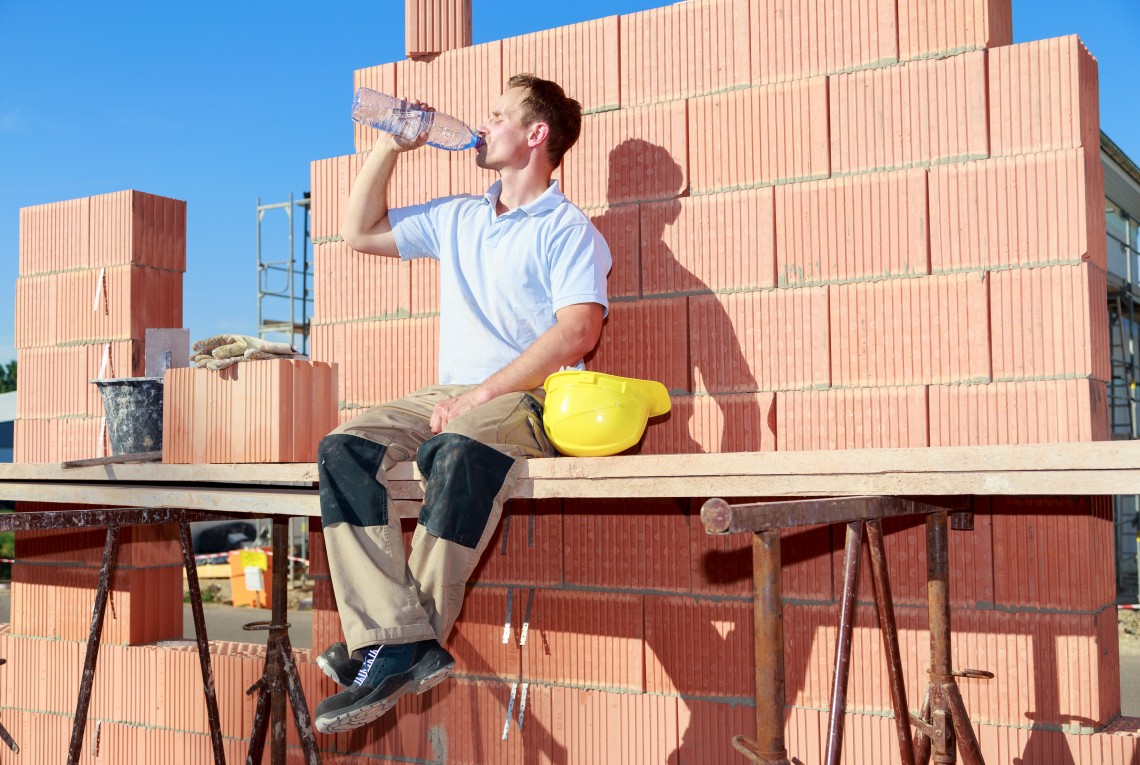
top-left (182, 603), bottom-right (313, 649)
top-left (1121, 652), bottom-right (1140, 716)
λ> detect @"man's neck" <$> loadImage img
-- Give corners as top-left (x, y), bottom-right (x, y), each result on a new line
top-left (495, 166), bottom-right (554, 214)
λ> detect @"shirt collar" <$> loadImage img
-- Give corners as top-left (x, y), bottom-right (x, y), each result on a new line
top-left (482, 179), bottom-right (565, 217)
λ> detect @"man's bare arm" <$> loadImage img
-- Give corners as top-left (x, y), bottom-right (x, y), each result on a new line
top-left (342, 113), bottom-right (431, 257)
top-left (429, 302), bottom-right (605, 432)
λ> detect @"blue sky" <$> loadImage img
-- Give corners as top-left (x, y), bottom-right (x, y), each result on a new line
top-left (1, 0), bottom-right (1137, 369)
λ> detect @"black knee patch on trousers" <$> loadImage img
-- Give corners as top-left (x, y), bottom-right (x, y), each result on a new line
top-left (416, 433), bottom-right (516, 549)
top-left (318, 434), bottom-right (389, 527)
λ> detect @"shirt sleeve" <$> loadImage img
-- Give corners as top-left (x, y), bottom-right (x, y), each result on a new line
top-left (549, 221), bottom-right (613, 317)
top-left (388, 197), bottom-right (451, 261)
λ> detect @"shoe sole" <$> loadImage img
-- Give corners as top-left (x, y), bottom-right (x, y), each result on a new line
top-left (314, 676), bottom-right (413, 734)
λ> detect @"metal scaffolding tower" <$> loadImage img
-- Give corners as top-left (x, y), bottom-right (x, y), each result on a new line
top-left (1104, 133), bottom-right (1140, 603)
top-left (256, 192), bottom-right (313, 355)
top-left (255, 193), bottom-right (314, 580)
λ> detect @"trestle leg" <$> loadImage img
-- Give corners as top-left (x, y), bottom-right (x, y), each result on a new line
top-left (245, 516), bottom-right (320, 765)
top-left (180, 521), bottom-right (228, 764)
top-left (67, 525), bottom-right (120, 765)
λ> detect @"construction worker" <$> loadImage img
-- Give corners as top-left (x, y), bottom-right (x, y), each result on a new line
top-left (313, 74), bottom-right (611, 733)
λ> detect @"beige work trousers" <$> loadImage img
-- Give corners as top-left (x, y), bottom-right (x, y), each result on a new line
top-left (321, 385), bottom-right (555, 654)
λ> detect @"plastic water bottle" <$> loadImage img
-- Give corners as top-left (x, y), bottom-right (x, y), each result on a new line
top-left (352, 88), bottom-right (481, 151)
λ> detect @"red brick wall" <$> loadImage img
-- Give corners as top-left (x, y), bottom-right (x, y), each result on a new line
top-left (303, 1), bottom-right (1131, 761)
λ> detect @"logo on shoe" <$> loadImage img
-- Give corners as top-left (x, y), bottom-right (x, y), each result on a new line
top-left (353, 646), bottom-right (380, 686)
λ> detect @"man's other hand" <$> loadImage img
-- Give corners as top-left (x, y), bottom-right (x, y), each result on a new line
top-left (430, 387), bottom-right (496, 433)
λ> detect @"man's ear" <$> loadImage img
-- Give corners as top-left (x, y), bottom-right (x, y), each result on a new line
top-left (528, 122), bottom-right (550, 148)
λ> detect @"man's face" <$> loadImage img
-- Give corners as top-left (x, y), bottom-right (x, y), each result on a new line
top-left (474, 87), bottom-right (535, 171)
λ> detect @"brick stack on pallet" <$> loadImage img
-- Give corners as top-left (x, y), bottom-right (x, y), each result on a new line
top-left (12, 190), bottom-right (186, 646)
top-left (162, 360), bottom-right (339, 463)
top-left (305, 0), bottom-right (1135, 762)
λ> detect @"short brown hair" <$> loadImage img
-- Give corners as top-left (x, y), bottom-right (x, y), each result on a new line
top-left (507, 74), bottom-right (582, 167)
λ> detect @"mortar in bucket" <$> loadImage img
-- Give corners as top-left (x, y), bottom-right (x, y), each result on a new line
top-left (92, 377), bottom-right (164, 455)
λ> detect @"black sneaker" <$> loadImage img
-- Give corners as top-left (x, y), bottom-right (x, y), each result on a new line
top-left (316, 642), bottom-right (361, 688)
top-left (313, 639), bottom-right (456, 734)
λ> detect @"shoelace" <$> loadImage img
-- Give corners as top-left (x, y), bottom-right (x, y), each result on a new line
top-left (353, 646), bottom-right (382, 686)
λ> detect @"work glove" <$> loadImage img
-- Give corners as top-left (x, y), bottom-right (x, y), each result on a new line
top-left (191, 334), bottom-right (299, 361)
top-left (194, 348), bottom-right (308, 371)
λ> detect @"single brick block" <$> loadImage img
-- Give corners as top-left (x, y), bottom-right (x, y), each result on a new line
top-left (16, 265), bottom-right (182, 349)
top-left (503, 16), bottom-right (620, 114)
top-left (929, 379), bottom-right (1111, 446)
top-left (18, 197), bottom-right (90, 275)
top-left (988, 35), bottom-right (1100, 157)
top-left (751, 0), bottom-right (899, 84)
top-left (775, 169), bottom-right (929, 286)
top-left (989, 496), bottom-right (1115, 612)
top-left (312, 239), bottom-right (412, 324)
top-left (564, 101), bottom-right (689, 208)
top-left (17, 341), bottom-right (141, 419)
top-left (777, 386), bottom-right (929, 450)
top-left (621, 0), bottom-right (751, 106)
top-left (642, 187), bottom-right (776, 296)
top-left (689, 78), bottom-right (830, 193)
top-left (830, 51), bottom-right (988, 173)
top-left (897, 0), bottom-right (1012, 60)
top-left (447, 587), bottom-right (521, 679)
top-left (89, 190), bottom-right (186, 272)
top-left (689, 287), bottom-right (831, 392)
top-left (314, 317), bottom-right (438, 409)
top-left (830, 273), bottom-right (991, 386)
top-left (470, 498), bottom-right (564, 586)
top-left (520, 589), bottom-right (644, 691)
top-left (822, 511), bottom-right (994, 609)
top-left (563, 498), bottom-right (691, 591)
top-left (13, 417), bottom-right (106, 462)
top-left (405, 0), bottom-right (471, 58)
top-left (644, 595), bottom-right (753, 697)
top-left (588, 297), bottom-right (691, 394)
top-left (679, 391), bottom-right (778, 454)
top-left (989, 264), bottom-right (1110, 382)
top-left (929, 148), bottom-right (1106, 272)
top-left (546, 685), bottom-right (679, 762)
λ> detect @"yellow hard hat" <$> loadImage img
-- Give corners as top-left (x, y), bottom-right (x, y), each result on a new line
top-left (542, 370), bottom-right (672, 457)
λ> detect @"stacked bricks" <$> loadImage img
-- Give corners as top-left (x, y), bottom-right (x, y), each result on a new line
top-left (0, 627), bottom-right (342, 763)
top-left (303, 0), bottom-right (1135, 762)
top-left (9, 193), bottom-right (189, 758)
top-left (15, 191), bottom-right (186, 461)
top-left (162, 361), bottom-right (339, 463)
top-left (13, 190), bottom-right (187, 649)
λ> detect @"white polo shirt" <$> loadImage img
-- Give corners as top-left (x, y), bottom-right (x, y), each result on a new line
top-left (389, 180), bottom-right (611, 385)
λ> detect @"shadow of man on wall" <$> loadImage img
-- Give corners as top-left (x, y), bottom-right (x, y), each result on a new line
top-left (588, 137), bottom-right (770, 455)
top-left (589, 137), bottom-right (784, 763)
